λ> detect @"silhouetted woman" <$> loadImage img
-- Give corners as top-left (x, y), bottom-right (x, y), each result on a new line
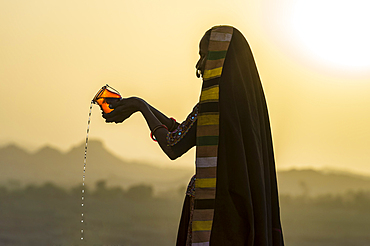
top-left (103, 25), bottom-right (284, 246)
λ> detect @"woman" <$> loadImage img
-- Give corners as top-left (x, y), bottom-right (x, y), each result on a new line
top-left (103, 25), bottom-right (284, 246)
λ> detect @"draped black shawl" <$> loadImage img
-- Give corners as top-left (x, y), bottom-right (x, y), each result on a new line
top-left (209, 26), bottom-right (284, 246)
top-left (176, 26), bottom-right (284, 246)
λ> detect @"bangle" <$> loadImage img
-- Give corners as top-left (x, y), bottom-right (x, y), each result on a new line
top-left (169, 117), bottom-right (177, 132)
top-left (150, 124), bottom-right (168, 142)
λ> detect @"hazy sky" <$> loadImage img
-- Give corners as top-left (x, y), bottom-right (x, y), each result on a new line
top-left (1, 0), bottom-right (369, 174)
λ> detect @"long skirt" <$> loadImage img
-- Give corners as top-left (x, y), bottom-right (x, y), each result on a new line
top-left (176, 195), bottom-right (191, 246)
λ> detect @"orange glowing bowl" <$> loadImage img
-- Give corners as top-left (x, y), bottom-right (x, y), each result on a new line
top-left (92, 84), bottom-right (122, 113)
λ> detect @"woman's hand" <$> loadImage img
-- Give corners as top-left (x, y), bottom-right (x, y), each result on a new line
top-left (103, 97), bottom-right (143, 123)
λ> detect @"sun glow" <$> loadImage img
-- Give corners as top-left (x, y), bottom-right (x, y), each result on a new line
top-left (291, 0), bottom-right (370, 71)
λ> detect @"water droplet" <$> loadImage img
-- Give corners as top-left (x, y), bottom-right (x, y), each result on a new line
top-left (80, 102), bottom-right (93, 241)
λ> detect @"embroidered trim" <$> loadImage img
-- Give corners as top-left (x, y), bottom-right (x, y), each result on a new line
top-left (186, 175), bottom-right (196, 197)
top-left (186, 196), bottom-right (195, 246)
top-left (166, 104), bottom-right (198, 146)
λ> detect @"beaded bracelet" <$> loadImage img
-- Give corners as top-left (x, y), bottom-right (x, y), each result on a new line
top-left (150, 124), bottom-right (168, 142)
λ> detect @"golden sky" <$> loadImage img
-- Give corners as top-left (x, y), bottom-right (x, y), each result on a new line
top-left (1, 0), bottom-right (369, 174)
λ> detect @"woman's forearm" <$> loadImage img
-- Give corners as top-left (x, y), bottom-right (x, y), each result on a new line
top-left (139, 99), bottom-right (179, 131)
top-left (104, 97), bottom-right (191, 160)
top-left (138, 100), bottom-right (178, 160)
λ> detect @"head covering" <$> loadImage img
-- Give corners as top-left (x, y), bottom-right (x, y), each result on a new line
top-left (193, 26), bottom-right (284, 246)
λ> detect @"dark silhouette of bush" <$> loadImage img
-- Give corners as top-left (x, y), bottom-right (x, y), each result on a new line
top-left (311, 193), bottom-right (345, 209)
top-left (93, 179), bottom-right (125, 199)
top-left (279, 190), bottom-right (370, 213)
top-left (95, 179), bottom-right (107, 190)
top-left (22, 182), bottom-right (67, 199)
top-left (344, 190), bottom-right (370, 211)
top-left (0, 186), bottom-right (7, 198)
top-left (70, 184), bottom-right (88, 197)
top-left (126, 184), bottom-right (153, 201)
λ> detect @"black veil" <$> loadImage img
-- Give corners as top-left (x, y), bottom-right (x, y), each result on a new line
top-left (210, 27), bottom-right (284, 246)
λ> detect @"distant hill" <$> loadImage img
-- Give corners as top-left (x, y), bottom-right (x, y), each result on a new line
top-left (0, 140), bottom-right (194, 192)
top-left (1, 140), bottom-right (370, 196)
top-left (278, 168), bottom-right (370, 196)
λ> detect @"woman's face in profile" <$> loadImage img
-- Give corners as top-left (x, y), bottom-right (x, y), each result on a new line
top-left (196, 34), bottom-right (209, 78)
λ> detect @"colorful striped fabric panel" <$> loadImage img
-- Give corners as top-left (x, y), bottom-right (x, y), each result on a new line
top-left (192, 26), bottom-right (233, 246)
top-left (203, 26), bottom-right (234, 81)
